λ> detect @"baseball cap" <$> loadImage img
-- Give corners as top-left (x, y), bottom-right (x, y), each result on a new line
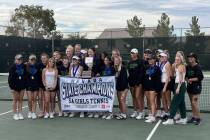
top-left (72, 55), bottom-right (80, 60)
top-left (131, 48), bottom-right (138, 54)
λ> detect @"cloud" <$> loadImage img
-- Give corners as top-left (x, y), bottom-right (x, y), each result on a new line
top-left (0, 0), bottom-right (209, 37)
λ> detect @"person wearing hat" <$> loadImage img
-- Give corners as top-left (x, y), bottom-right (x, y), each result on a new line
top-left (8, 54), bottom-right (26, 120)
top-left (155, 49), bottom-right (165, 118)
top-left (26, 54), bottom-right (40, 119)
top-left (159, 52), bottom-right (172, 120)
top-left (143, 54), bottom-right (162, 123)
top-left (128, 48), bottom-right (145, 120)
top-left (143, 49), bottom-right (152, 66)
top-left (186, 53), bottom-right (204, 125)
top-left (69, 55), bottom-right (84, 118)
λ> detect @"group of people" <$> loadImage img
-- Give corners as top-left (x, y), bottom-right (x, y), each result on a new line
top-left (8, 43), bottom-right (204, 125)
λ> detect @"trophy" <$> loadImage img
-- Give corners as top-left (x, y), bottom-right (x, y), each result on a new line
top-left (82, 57), bottom-right (93, 78)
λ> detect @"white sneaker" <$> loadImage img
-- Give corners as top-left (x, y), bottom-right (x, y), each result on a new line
top-left (69, 112), bottom-right (76, 118)
top-left (102, 113), bottom-right (107, 119)
top-left (44, 113), bottom-right (49, 119)
top-left (156, 110), bottom-right (162, 118)
top-left (105, 113), bottom-right (113, 120)
top-left (32, 113), bottom-right (37, 119)
top-left (162, 119), bottom-right (174, 125)
top-left (58, 112), bottom-right (63, 117)
top-left (50, 112), bottom-right (54, 119)
top-left (88, 113), bottom-right (94, 118)
top-left (13, 114), bottom-right (19, 120)
top-left (176, 118), bottom-right (187, 125)
top-left (63, 112), bottom-right (68, 117)
top-left (28, 112), bottom-right (32, 119)
top-left (130, 111), bottom-right (138, 118)
top-left (116, 113), bottom-right (127, 120)
top-left (136, 112), bottom-right (145, 120)
top-left (80, 112), bottom-right (85, 118)
top-left (145, 114), bottom-right (152, 120)
top-left (174, 113), bottom-right (181, 120)
top-left (145, 116), bottom-right (156, 123)
top-left (94, 113), bottom-right (100, 118)
top-left (18, 113), bottom-right (24, 120)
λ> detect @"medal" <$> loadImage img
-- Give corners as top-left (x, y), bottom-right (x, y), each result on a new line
top-left (31, 76), bottom-right (34, 80)
top-left (19, 76), bottom-right (21, 80)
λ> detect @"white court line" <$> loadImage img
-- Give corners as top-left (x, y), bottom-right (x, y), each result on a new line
top-left (0, 106), bottom-right (28, 116)
top-left (146, 120), bottom-right (162, 140)
top-left (0, 86), bottom-right (8, 89)
top-left (0, 81), bottom-right (7, 84)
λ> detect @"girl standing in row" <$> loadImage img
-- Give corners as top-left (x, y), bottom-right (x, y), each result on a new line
top-left (26, 55), bottom-right (40, 119)
top-left (42, 58), bottom-right (58, 119)
top-left (8, 54), bottom-right (26, 120)
top-left (128, 48), bottom-right (145, 120)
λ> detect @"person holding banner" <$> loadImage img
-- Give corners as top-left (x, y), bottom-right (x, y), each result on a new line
top-left (111, 48), bottom-right (121, 66)
top-left (57, 56), bottom-right (70, 117)
top-left (114, 56), bottom-right (129, 120)
top-left (128, 48), bottom-right (145, 120)
top-left (99, 56), bottom-right (115, 119)
top-left (42, 58), bottom-right (58, 119)
top-left (8, 54), bottom-right (26, 120)
top-left (26, 54), bottom-right (40, 119)
top-left (68, 55), bottom-right (84, 118)
top-left (86, 47), bottom-right (100, 118)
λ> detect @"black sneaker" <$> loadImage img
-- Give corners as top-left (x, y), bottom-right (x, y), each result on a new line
top-left (194, 118), bottom-right (202, 125)
top-left (187, 117), bottom-right (195, 123)
top-left (162, 114), bottom-right (169, 121)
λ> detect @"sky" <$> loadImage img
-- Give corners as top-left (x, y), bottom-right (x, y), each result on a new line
top-left (0, 0), bottom-right (210, 34)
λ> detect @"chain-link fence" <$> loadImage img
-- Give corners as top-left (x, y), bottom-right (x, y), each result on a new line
top-left (0, 25), bottom-right (210, 72)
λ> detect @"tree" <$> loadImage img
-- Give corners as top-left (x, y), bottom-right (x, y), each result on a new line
top-left (5, 5), bottom-right (56, 38)
top-left (185, 16), bottom-right (205, 36)
top-left (127, 15), bottom-right (145, 38)
top-left (51, 30), bottom-right (63, 40)
top-left (67, 32), bottom-right (87, 39)
top-left (153, 13), bottom-right (175, 37)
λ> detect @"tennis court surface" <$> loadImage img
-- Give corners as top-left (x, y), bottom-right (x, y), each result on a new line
top-left (0, 73), bottom-right (210, 140)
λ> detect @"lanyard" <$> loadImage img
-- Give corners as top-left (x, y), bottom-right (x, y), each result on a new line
top-left (29, 65), bottom-right (37, 75)
top-left (148, 66), bottom-right (155, 80)
top-left (16, 64), bottom-right (23, 76)
top-left (157, 61), bottom-right (167, 70)
top-left (72, 65), bottom-right (79, 77)
top-left (104, 66), bottom-right (111, 76)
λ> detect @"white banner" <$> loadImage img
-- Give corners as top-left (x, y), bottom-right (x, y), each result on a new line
top-left (59, 76), bottom-right (116, 112)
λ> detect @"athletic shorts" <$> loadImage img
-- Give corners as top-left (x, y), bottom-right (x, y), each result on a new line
top-left (161, 82), bottom-right (173, 92)
top-left (26, 86), bottom-right (39, 91)
top-left (187, 84), bottom-right (202, 95)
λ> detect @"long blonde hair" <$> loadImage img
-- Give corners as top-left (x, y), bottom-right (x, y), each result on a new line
top-left (176, 51), bottom-right (186, 66)
top-left (46, 58), bottom-right (57, 69)
top-left (114, 56), bottom-right (122, 77)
